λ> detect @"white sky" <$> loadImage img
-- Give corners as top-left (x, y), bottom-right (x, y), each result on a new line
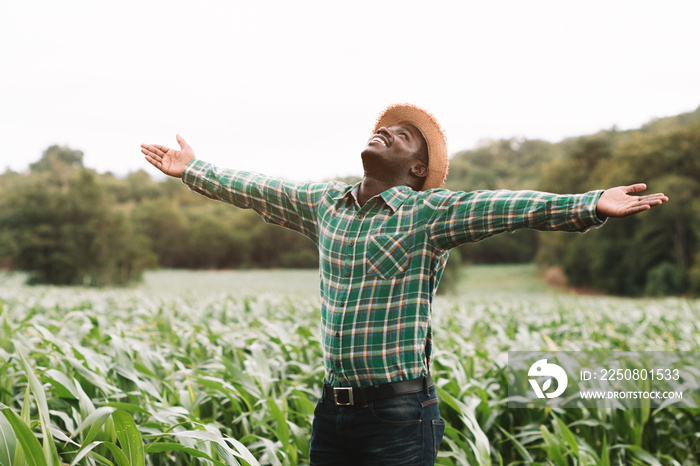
top-left (1, 1), bottom-right (699, 182)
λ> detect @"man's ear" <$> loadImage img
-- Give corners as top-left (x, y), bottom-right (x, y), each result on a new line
top-left (411, 161), bottom-right (428, 179)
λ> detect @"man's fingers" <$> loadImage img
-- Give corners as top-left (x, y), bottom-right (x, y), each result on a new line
top-left (151, 144), bottom-right (172, 155)
top-left (141, 143), bottom-right (167, 170)
top-left (636, 193), bottom-right (669, 204)
top-left (141, 144), bottom-right (167, 156)
top-left (626, 193), bottom-right (669, 216)
top-left (141, 147), bottom-right (162, 161)
top-left (629, 205), bottom-right (651, 215)
top-left (624, 183), bottom-right (648, 194)
top-left (643, 195), bottom-right (669, 203)
top-left (144, 153), bottom-right (161, 169)
top-left (619, 183), bottom-right (669, 204)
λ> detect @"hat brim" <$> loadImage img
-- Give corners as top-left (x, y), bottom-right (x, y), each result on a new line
top-left (373, 103), bottom-right (448, 190)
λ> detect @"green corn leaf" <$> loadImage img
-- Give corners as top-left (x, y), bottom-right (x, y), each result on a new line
top-left (1, 315), bottom-right (11, 340)
top-left (145, 441), bottom-right (222, 461)
top-left (213, 443), bottom-right (241, 466)
top-left (437, 388), bottom-right (490, 465)
top-left (620, 445), bottom-right (663, 466)
top-left (112, 410), bottom-right (145, 466)
top-left (266, 397), bottom-right (289, 447)
top-left (0, 407), bottom-right (47, 466)
top-left (68, 441), bottom-right (106, 466)
top-left (21, 385), bottom-right (31, 425)
top-left (93, 441), bottom-right (131, 466)
top-left (73, 379), bottom-right (96, 421)
top-left (540, 425), bottom-right (566, 465)
top-left (552, 413), bottom-right (579, 457)
top-left (100, 403), bottom-right (150, 416)
top-left (16, 349), bottom-right (50, 424)
top-left (496, 425), bottom-right (533, 462)
top-left (16, 348), bottom-right (60, 466)
top-left (77, 448), bottom-right (117, 466)
top-left (0, 406), bottom-right (18, 466)
top-left (72, 406), bottom-right (117, 445)
top-left (174, 430), bottom-right (257, 466)
top-left (600, 434), bottom-right (610, 466)
top-left (222, 437), bottom-right (260, 466)
top-left (42, 369), bottom-right (79, 400)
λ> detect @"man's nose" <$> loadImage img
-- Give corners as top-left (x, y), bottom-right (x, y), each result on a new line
top-left (376, 127), bottom-right (392, 139)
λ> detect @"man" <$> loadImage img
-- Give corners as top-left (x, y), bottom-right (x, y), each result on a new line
top-left (141, 103), bottom-right (668, 465)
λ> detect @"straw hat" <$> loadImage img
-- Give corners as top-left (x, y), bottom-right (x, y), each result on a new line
top-left (373, 103), bottom-right (448, 190)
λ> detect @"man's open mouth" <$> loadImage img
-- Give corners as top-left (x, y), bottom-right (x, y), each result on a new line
top-left (369, 135), bottom-right (388, 147)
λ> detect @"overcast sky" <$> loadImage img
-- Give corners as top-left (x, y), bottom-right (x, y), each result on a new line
top-left (1, 1), bottom-right (699, 182)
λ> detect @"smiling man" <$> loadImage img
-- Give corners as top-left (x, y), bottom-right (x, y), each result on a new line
top-left (142, 103), bottom-right (668, 465)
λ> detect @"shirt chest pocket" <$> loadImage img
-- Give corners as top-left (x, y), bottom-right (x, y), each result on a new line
top-left (366, 234), bottom-right (410, 280)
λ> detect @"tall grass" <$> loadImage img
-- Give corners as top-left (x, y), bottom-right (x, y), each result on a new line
top-left (0, 266), bottom-right (698, 465)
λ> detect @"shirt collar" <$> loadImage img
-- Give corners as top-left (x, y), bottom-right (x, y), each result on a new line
top-left (333, 182), bottom-right (411, 213)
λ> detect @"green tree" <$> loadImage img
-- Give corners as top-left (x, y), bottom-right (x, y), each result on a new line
top-left (186, 212), bottom-right (252, 268)
top-left (536, 111), bottom-right (700, 295)
top-left (131, 200), bottom-right (191, 268)
top-left (29, 145), bottom-right (84, 173)
top-left (0, 161), bottom-right (155, 285)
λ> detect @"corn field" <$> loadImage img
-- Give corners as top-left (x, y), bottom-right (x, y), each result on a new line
top-left (0, 266), bottom-right (699, 465)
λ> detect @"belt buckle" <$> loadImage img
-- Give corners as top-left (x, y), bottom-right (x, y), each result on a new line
top-left (333, 387), bottom-right (354, 406)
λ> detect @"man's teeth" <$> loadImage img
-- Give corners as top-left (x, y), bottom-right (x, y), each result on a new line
top-left (372, 137), bottom-right (386, 146)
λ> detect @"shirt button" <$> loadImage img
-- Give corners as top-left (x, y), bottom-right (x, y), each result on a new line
top-left (335, 332), bottom-right (340, 337)
top-left (358, 213), bottom-right (364, 219)
top-left (349, 241), bottom-right (354, 246)
top-left (345, 272), bottom-right (350, 277)
top-left (335, 362), bottom-right (341, 368)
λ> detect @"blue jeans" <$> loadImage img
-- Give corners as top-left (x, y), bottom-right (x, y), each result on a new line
top-left (309, 383), bottom-right (445, 465)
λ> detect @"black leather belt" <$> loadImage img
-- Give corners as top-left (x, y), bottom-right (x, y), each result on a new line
top-left (323, 374), bottom-right (433, 406)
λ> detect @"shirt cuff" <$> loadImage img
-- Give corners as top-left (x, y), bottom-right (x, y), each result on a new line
top-left (585, 189), bottom-right (608, 229)
top-left (181, 158), bottom-right (212, 190)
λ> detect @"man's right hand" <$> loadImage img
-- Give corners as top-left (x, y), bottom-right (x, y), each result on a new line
top-left (141, 134), bottom-right (195, 178)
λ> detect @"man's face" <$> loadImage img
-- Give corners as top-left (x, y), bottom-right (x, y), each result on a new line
top-left (362, 123), bottom-right (428, 170)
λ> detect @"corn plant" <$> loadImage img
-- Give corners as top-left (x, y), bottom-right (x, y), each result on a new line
top-left (0, 266), bottom-right (698, 465)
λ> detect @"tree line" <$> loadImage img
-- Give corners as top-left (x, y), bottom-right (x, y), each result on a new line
top-left (0, 147), bottom-right (318, 286)
top-left (447, 106), bottom-right (700, 296)
top-left (1, 105), bottom-right (698, 295)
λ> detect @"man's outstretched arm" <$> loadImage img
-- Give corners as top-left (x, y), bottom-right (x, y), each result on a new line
top-left (425, 183), bottom-right (669, 250)
top-left (596, 183), bottom-right (669, 219)
top-left (140, 135), bottom-right (325, 243)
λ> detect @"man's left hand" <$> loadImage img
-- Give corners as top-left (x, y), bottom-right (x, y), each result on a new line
top-left (596, 183), bottom-right (669, 219)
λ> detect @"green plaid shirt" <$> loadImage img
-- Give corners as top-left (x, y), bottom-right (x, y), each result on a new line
top-left (182, 159), bottom-right (604, 387)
